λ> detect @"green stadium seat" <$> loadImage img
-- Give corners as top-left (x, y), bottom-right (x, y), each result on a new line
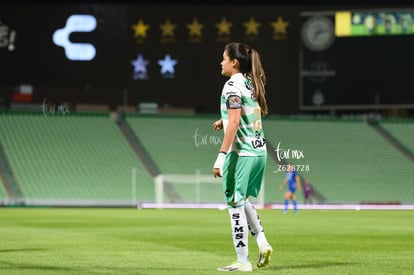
top-left (0, 112), bottom-right (154, 203)
top-left (263, 117), bottom-right (414, 204)
top-left (1, 112), bottom-right (413, 205)
top-left (0, 176), bottom-right (8, 199)
top-left (379, 119), bottom-right (414, 155)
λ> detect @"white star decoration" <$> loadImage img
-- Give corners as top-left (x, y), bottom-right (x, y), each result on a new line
top-left (158, 54), bottom-right (177, 77)
top-left (131, 54), bottom-right (149, 79)
top-left (131, 54), bottom-right (149, 74)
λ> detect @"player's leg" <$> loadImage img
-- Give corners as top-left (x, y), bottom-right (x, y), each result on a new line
top-left (244, 156), bottom-right (272, 268)
top-left (217, 153), bottom-right (252, 272)
top-left (283, 191), bottom-right (290, 213)
top-left (292, 192), bottom-right (298, 213)
top-left (218, 204), bottom-right (252, 271)
top-left (217, 203), bottom-right (252, 272)
top-left (245, 199), bottom-right (266, 245)
top-left (245, 199), bottom-right (272, 268)
top-left (225, 202), bottom-right (251, 266)
top-left (245, 200), bottom-right (271, 246)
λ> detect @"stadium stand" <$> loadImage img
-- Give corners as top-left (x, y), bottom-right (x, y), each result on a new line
top-left (0, 112), bottom-right (154, 205)
top-left (379, 119), bottom-right (414, 155)
top-left (0, 176), bottom-right (8, 200)
top-left (126, 114), bottom-right (219, 175)
top-left (0, 112), bottom-right (413, 206)
top-left (263, 117), bottom-right (414, 204)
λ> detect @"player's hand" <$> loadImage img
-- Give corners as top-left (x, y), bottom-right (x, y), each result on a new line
top-left (212, 119), bottom-right (223, 131)
top-left (213, 168), bottom-right (222, 178)
top-left (213, 152), bottom-right (226, 177)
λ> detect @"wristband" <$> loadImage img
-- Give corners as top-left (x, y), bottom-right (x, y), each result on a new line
top-left (213, 152), bottom-right (226, 176)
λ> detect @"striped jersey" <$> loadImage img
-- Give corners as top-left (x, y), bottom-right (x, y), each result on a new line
top-left (220, 73), bottom-right (267, 157)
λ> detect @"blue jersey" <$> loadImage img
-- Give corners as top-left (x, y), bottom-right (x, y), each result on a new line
top-left (286, 171), bottom-right (298, 193)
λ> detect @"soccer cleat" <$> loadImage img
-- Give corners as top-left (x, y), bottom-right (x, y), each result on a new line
top-left (217, 261), bottom-right (253, 272)
top-left (257, 243), bottom-right (273, 268)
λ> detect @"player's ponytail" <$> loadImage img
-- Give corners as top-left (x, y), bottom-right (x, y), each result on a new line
top-left (250, 49), bottom-right (268, 116)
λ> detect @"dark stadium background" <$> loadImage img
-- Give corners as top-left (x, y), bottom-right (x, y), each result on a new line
top-left (1, 1), bottom-right (413, 116)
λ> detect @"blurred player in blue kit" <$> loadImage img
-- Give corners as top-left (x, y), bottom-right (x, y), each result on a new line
top-left (279, 164), bottom-right (302, 213)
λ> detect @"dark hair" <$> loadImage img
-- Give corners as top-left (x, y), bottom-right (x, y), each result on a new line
top-left (224, 42), bottom-right (268, 116)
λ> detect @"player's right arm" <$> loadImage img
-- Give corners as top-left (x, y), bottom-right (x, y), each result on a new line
top-left (213, 108), bottom-right (240, 178)
top-left (279, 178), bottom-right (287, 190)
top-left (296, 175), bottom-right (302, 191)
top-left (219, 108), bottom-right (239, 153)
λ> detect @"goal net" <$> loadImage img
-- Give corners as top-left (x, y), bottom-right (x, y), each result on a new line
top-left (154, 170), bottom-right (265, 208)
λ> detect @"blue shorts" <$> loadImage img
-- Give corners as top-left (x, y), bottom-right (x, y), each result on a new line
top-left (288, 187), bottom-right (296, 193)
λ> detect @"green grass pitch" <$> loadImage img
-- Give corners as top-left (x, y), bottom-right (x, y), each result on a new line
top-left (0, 208), bottom-right (413, 274)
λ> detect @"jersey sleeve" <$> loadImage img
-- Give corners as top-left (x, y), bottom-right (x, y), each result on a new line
top-left (223, 80), bottom-right (242, 109)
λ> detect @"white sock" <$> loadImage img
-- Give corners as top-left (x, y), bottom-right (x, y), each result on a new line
top-left (244, 199), bottom-right (269, 249)
top-left (228, 204), bottom-right (249, 264)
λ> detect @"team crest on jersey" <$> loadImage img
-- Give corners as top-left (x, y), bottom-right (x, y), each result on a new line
top-left (244, 79), bottom-right (253, 90)
top-left (227, 95), bottom-right (242, 109)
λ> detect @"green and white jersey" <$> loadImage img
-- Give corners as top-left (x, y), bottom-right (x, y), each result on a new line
top-left (220, 73), bottom-right (267, 157)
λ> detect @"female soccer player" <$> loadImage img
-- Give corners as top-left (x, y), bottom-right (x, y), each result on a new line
top-left (212, 42), bottom-right (272, 272)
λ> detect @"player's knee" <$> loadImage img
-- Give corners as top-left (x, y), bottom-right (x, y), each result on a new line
top-left (227, 200), bottom-right (245, 208)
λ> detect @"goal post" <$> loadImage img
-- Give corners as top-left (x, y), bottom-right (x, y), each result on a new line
top-left (154, 170), bottom-right (265, 209)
